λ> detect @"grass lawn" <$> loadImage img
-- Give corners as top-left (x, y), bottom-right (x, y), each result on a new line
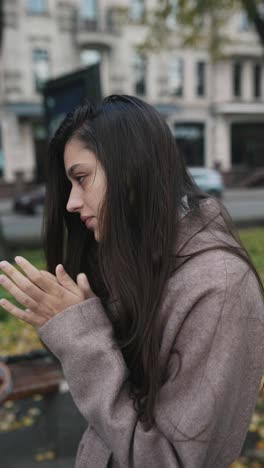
top-left (239, 228), bottom-right (264, 283)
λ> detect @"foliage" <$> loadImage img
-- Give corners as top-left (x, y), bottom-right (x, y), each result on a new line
top-left (140, 0), bottom-right (264, 59)
top-left (231, 383), bottom-right (264, 465)
top-left (0, 249), bottom-right (46, 356)
top-left (0, 249), bottom-right (46, 322)
top-left (239, 228), bottom-right (264, 283)
top-left (0, 397), bottom-right (43, 432)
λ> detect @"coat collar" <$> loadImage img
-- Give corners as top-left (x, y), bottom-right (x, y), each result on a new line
top-left (174, 198), bottom-right (223, 257)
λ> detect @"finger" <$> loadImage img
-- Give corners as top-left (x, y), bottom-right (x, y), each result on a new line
top-left (55, 265), bottom-right (81, 296)
top-left (0, 259), bottom-right (46, 296)
top-left (76, 273), bottom-right (92, 299)
top-left (40, 270), bottom-right (59, 283)
top-left (0, 274), bottom-right (39, 311)
top-left (14, 257), bottom-right (57, 294)
top-left (0, 298), bottom-right (44, 327)
top-left (0, 262), bottom-right (45, 303)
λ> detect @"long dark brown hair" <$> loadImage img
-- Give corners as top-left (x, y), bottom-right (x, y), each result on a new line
top-left (43, 95), bottom-right (263, 425)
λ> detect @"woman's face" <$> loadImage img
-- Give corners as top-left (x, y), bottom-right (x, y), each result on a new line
top-left (64, 138), bottom-right (107, 242)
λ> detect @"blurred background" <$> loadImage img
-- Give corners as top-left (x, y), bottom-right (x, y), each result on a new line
top-left (0, 1), bottom-right (263, 467)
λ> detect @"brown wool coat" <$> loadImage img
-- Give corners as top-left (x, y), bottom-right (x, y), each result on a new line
top-left (38, 198), bottom-right (264, 468)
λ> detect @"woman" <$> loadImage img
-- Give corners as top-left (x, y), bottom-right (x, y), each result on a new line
top-left (0, 95), bottom-right (263, 467)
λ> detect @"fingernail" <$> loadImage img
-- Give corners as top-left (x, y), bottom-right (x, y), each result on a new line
top-left (79, 273), bottom-right (87, 280)
top-left (0, 261), bottom-right (8, 268)
top-left (0, 276), bottom-right (6, 283)
top-left (15, 256), bottom-right (22, 264)
top-left (0, 298), bottom-right (7, 305)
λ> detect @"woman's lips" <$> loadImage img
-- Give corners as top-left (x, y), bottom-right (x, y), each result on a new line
top-left (81, 215), bottom-right (95, 230)
top-left (85, 217), bottom-right (94, 229)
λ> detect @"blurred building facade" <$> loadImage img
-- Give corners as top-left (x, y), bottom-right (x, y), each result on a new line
top-left (0, 0), bottom-right (263, 184)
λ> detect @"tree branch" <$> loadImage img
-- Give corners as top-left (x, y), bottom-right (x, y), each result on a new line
top-left (240, 0), bottom-right (264, 47)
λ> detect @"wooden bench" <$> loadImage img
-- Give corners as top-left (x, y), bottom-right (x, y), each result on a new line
top-left (1, 351), bottom-right (65, 402)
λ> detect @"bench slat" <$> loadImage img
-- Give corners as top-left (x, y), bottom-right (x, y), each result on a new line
top-left (6, 357), bottom-right (64, 401)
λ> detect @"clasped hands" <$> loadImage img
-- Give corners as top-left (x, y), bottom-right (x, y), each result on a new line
top-left (0, 256), bottom-right (95, 329)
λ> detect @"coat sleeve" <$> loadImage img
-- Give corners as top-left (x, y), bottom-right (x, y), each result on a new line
top-left (38, 252), bottom-right (264, 468)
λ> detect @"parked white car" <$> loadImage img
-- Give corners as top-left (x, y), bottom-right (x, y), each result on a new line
top-left (188, 167), bottom-right (224, 198)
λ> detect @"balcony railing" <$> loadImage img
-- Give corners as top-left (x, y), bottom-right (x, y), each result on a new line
top-left (75, 13), bottom-right (118, 49)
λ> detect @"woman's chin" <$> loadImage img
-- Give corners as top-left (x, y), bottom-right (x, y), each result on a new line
top-left (94, 229), bottom-right (100, 242)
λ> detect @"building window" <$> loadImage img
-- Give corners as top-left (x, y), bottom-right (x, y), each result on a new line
top-left (80, 49), bottom-right (101, 66)
top-left (80, 0), bottom-right (97, 20)
top-left (233, 62), bottom-right (242, 98)
top-left (168, 57), bottom-right (184, 97)
top-left (258, 3), bottom-right (264, 19)
top-left (166, 0), bottom-right (178, 29)
top-left (134, 53), bottom-right (146, 96)
top-left (253, 63), bottom-right (262, 99)
top-left (237, 11), bottom-right (250, 31)
top-left (27, 0), bottom-right (47, 14)
top-left (196, 61), bottom-right (206, 97)
top-left (173, 123), bottom-right (205, 166)
top-left (131, 0), bottom-right (145, 23)
top-left (232, 123), bottom-right (264, 168)
top-left (32, 49), bottom-right (50, 92)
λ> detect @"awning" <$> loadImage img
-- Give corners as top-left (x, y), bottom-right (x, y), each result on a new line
top-left (153, 103), bottom-right (182, 117)
top-left (5, 102), bottom-right (44, 117)
top-left (212, 102), bottom-right (264, 115)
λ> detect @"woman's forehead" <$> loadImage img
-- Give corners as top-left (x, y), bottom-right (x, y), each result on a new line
top-left (64, 138), bottom-right (96, 166)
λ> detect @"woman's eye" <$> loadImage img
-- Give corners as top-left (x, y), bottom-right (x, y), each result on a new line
top-left (76, 175), bottom-right (86, 185)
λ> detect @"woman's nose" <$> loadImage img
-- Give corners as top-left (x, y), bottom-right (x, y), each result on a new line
top-left (66, 190), bottom-right (83, 213)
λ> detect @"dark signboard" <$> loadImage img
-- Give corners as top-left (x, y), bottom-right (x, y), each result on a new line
top-left (43, 64), bottom-right (102, 139)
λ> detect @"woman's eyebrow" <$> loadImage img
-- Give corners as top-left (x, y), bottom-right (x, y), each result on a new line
top-left (66, 164), bottom-right (90, 178)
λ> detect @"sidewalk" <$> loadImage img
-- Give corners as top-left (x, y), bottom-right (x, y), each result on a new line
top-left (0, 197), bottom-right (12, 213)
top-left (8, 457), bottom-right (75, 468)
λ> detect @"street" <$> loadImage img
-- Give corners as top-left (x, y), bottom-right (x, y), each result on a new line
top-left (224, 188), bottom-right (264, 223)
top-left (8, 457), bottom-right (75, 468)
